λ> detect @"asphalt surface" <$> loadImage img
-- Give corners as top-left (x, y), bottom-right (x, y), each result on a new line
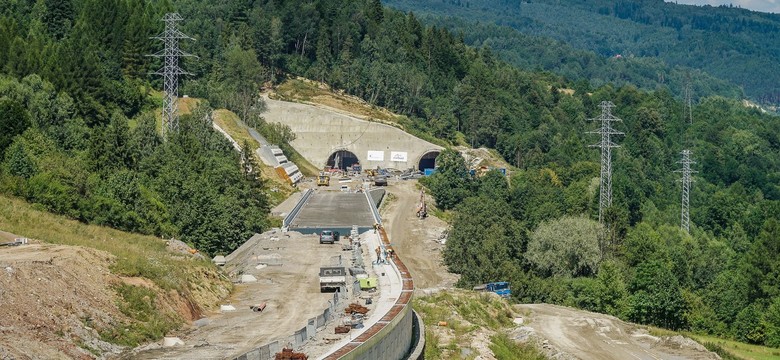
top-left (291, 192), bottom-right (376, 229)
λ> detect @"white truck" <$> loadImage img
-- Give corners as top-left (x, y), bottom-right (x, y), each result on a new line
top-left (319, 266), bottom-right (347, 292)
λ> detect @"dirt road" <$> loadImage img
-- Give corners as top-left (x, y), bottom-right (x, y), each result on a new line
top-left (515, 304), bottom-right (719, 360)
top-left (381, 179), bottom-right (457, 290)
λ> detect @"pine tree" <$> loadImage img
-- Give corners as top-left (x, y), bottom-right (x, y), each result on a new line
top-left (43, 0), bottom-right (73, 40)
top-left (314, 25), bottom-right (332, 83)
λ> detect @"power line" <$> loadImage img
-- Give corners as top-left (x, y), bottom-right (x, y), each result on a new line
top-left (149, 13), bottom-right (195, 138)
top-left (587, 101), bottom-right (624, 225)
top-left (675, 149), bottom-right (697, 233)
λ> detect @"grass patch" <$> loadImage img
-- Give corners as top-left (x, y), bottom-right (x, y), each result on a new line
top-left (489, 333), bottom-right (547, 360)
top-left (101, 284), bottom-right (181, 346)
top-left (424, 329), bottom-right (444, 359)
top-left (378, 192), bottom-right (397, 214)
top-left (646, 326), bottom-right (780, 360)
top-left (211, 108), bottom-right (303, 201)
top-left (279, 142), bottom-right (319, 176)
top-left (414, 291), bottom-right (514, 330)
top-left (275, 78), bottom-right (400, 123)
top-left (212, 109), bottom-right (260, 149)
top-left (430, 207), bottom-right (455, 223)
top-left (0, 195), bottom-right (217, 291)
top-left (273, 78), bottom-right (452, 148)
top-left (688, 334), bottom-right (780, 360)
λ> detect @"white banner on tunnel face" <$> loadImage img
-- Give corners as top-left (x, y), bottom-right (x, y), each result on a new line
top-left (390, 151), bottom-right (408, 162)
top-left (367, 150), bottom-right (384, 161)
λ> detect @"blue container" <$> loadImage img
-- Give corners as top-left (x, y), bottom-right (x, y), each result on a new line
top-left (424, 168), bottom-right (436, 176)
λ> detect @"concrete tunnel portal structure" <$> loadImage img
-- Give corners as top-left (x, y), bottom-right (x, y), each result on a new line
top-left (417, 150), bottom-right (440, 171)
top-left (327, 149), bottom-right (361, 170)
top-left (262, 96), bottom-right (444, 172)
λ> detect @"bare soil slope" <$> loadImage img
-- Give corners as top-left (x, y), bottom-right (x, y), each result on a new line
top-left (515, 303), bottom-right (720, 360)
top-left (0, 243), bottom-right (122, 359)
top-left (0, 195), bottom-right (231, 360)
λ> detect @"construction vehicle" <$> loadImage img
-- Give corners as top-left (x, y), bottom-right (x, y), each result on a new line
top-left (319, 266), bottom-right (347, 292)
top-left (365, 169), bottom-right (377, 177)
top-left (416, 190), bottom-right (427, 219)
top-left (317, 172), bottom-right (330, 186)
top-left (473, 281), bottom-right (511, 298)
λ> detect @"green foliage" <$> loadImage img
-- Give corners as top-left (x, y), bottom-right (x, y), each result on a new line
top-left (444, 195), bottom-right (524, 287)
top-left (102, 284), bottom-right (181, 347)
top-left (0, 99), bottom-right (30, 156)
top-left (420, 148), bottom-right (473, 210)
top-left (526, 215), bottom-right (603, 277)
top-left (0, 74), bottom-right (269, 255)
top-left (627, 260), bottom-right (687, 330)
top-left (733, 304), bottom-right (766, 344)
top-left (384, 0), bottom-right (780, 103)
top-left (489, 333), bottom-right (547, 360)
top-left (765, 295), bottom-right (780, 347)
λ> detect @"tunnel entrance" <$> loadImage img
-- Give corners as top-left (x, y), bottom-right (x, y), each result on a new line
top-left (418, 151), bottom-right (440, 171)
top-left (327, 150), bottom-right (360, 170)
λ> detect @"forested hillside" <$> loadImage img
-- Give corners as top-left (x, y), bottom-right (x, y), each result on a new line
top-left (0, 0), bottom-right (269, 255)
top-left (385, 0), bottom-right (780, 104)
top-left (414, 14), bottom-right (743, 101)
top-left (1, 0), bottom-right (779, 350)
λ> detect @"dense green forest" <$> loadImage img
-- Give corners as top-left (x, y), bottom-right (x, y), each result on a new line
top-left (421, 83), bottom-right (780, 345)
top-left (0, 0), bottom-right (270, 255)
top-left (412, 14), bottom-right (743, 101)
top-left (1, 0), bottom-right (780, 348)
top-left (385, 0), bottom-right (780, 104)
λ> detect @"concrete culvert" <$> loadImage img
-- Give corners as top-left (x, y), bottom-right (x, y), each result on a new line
top-left (418, 150), bottom-right (440, 171)
top-left (327, 150), bottom-right (360, 170)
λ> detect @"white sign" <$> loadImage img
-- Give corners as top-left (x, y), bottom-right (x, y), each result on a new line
top-left (367, 151), bottom-right (384, 161)
top-left (390, 151), bottom-right (408, 162)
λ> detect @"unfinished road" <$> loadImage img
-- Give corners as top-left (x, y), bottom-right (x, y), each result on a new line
top-left (290, 192), bottom-right (376, 231)
top-left (381, 180), bottom-right (457, 290)
top-left (516, 304), bottom-right (719, 360)
top-left (126, 231), bottom-right (349, 360)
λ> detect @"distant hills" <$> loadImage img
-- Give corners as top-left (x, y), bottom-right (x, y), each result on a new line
top-left (384, 0), bottom-right (780, 104)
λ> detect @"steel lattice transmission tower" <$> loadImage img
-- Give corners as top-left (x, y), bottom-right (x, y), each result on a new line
top-left (683, 74), bottom-right (694, 125)
top-left (675, 149), bottom-right (697, 232)
top-left (587, 101), bottom-right (624, 224)
top-left (149, 13), bottom-right (195, 138)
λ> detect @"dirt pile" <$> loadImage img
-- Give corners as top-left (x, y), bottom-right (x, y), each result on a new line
top-left (0, 238), bottom-right (231, 360)
top-left (0, 243), bottom-right (123, 359)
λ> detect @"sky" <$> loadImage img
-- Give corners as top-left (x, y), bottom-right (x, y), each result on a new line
top-left (667, 0), bottom-right (780, 13)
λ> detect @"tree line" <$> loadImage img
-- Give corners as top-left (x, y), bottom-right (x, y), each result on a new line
top-left (385, 0), bottom-right (780, 104)
top-left (421, 82), bottom-right (780, 346)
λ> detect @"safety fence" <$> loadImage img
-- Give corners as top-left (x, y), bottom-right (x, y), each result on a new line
top-left (231, 289), bottom-right (346, 360)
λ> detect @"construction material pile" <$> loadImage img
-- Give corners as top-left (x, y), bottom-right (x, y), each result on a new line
top-left (344, 303), bottom-right (369, 315)
top-left (275, 347), bottom-right (308, 360)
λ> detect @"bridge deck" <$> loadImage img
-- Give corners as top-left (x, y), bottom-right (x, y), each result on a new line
top-left (291, 192), bottom-right (376, 229)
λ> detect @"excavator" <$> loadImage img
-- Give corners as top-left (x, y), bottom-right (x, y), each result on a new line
top-left (416, 190), bottom-right (427, 219)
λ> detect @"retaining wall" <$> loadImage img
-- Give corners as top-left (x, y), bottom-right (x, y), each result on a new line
top-left (321, 226), bottom-right (417, 360)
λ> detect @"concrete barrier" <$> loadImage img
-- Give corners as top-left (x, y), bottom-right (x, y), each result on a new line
top-left (282, 189), bottom-right (313, 228)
